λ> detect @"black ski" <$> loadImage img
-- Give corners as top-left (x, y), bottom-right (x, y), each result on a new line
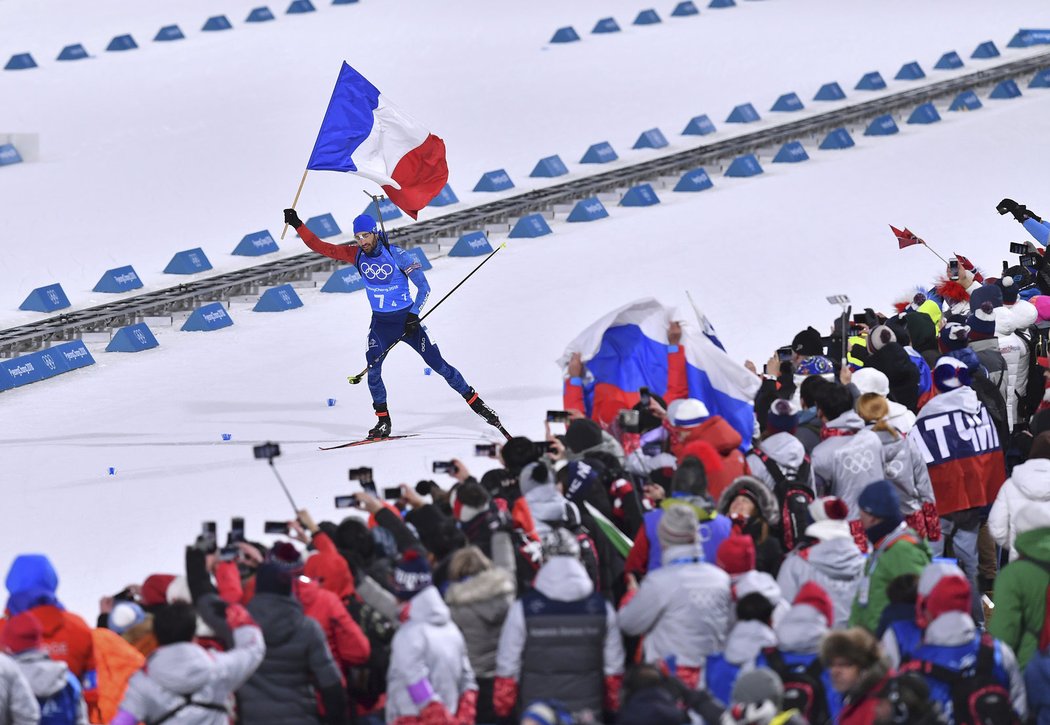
top-left (319, 434), bottom-right (419, 451)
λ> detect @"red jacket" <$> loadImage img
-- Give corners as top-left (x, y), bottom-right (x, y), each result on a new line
top-left (296, 579), bottom-right (370, 671)
top-left (673, 416), bottom-right (748, 500)
top-left (305, 532), bottom-right (356, 600)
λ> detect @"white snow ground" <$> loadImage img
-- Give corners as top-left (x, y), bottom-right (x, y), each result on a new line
top-left (2, 0), bottom-right (1049, 322)
top-left (2, 0), bottom-right (1050, 617)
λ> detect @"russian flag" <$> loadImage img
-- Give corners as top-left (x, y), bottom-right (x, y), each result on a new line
top-left (558, 299), bottom-right (759, 446)
top-left (306, 62), bottom-right (448, 219)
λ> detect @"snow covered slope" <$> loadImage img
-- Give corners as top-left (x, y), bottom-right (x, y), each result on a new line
top-left (2, 0), bottom-right (1048, 327)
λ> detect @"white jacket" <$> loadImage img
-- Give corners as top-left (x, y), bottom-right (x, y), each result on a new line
top-left (386, 586), bottom-right (477, 722)
top-left (119, 624), bottom-right (265, 725)
top-left (776, 537), bottom-right (864, 628)
top-left (0, 652), bottom-right (38, 725)
top-left (746, 432), bottom-right (815, 491)
top-left (495, 556), bottom-right (624, 679)
top-left (997, 306), bottom-right (1031, 429)
top-left (871, 427), bottom-right (935, 514)
top-left (617, 543), bottom-right (732, 667)
top-left (811, 411), bottom-right (886, 517)
top-left (988, 457), bottom-right (1050, 560)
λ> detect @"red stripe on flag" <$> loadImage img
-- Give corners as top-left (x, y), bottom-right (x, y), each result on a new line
top-left (382, 134), bottom-right (449, 220)
top-left (889, 224), bottom-right (922, 249)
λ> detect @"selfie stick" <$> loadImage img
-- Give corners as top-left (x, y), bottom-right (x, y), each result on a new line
top-left (348, 242), bottom-right (506, 385)
top-left (826, 295), bottom-right (851, 370)
top-left (268, 456), bottom-right (299, 513)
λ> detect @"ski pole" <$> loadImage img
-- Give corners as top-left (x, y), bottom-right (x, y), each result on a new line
top-left (348, 242), bottom-right (506, 385)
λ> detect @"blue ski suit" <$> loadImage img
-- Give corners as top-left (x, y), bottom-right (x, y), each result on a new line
top-left (297, 225), bottom-right (470, 405)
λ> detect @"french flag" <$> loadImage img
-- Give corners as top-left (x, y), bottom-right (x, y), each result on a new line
top-left (306, 62), bottom-right (448, 219)
top-left (558, 299), bottom-right (759, 446)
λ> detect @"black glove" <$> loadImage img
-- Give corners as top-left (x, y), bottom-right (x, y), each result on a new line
top-left (404, 312), bottom-right (420, 337)
top-left (283, 208), bottom-right (303, 229)
top-left (997, 198), bottom-right (1042, 224)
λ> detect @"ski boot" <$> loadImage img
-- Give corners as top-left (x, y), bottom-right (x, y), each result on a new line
top-left (464, 388), bottom-right (509, 438)
top-left (368, 403), bottom-right (392, 439)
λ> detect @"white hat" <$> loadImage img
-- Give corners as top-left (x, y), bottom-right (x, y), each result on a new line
top-left (851, 368), bottom-right (890, 397)
top-left (671, 398), bottom-right (709, 428)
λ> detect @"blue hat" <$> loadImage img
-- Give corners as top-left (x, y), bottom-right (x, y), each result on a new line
top-left (933, 356), bottom-right (972, 393)
top-left (353, 214), bottom-right (377, 235)
top-left (108, 602), bottom-right (146, 635)
top-left (966, 301), bottom-right (997, 339)
top-left (392, 549), bottom-right (432, 600)
top-left (767, 398), bottom-right (800, 433)
top-left (858, 480), bottom-right (901, 522)
top-left (564, 460), bottom-right (602, 502)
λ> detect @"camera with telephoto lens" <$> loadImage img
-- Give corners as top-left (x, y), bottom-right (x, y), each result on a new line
top-left (253, 442), bottom-right (280, 460)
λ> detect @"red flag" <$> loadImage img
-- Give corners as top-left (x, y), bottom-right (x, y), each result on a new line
top-left (890, 225), bottom-right (923, 249)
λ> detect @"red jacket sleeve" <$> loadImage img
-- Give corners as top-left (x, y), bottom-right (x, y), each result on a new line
top-left (563, 379), bottom-right (586, 417)
top-left (313, 530), bottom-right (338, 555)
top-left (665, 346), bottom-right (689, 403)
top-left (215, 561), bottom-right (245, 605)
top-left (297, 224), bottom-right (360, 265)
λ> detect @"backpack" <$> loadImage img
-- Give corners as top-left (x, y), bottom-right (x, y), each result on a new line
top-left (344, 595), bottom-right (396, 714)
top-left (761, 648), bottom-right (831, 725)
top-left (751, 447), bottom-right (814, 551)
top-left (38, 672), bottom-right (82, 725)
top-left (970, 371), bottom-right (1010, 444)
top-left (901, 633), bottom-right (1020, 725)
top-left (148, 696), bottom-right (228, 725)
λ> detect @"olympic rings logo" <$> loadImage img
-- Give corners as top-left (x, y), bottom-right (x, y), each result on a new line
top-left (360, 263), bottom-right (393, 280)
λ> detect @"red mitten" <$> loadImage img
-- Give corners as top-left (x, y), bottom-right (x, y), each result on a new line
top-left (923, 502), bottom-right (941, 542)
top-left (603, 674), bottom-right (623, 713)
top-left (454, 689), bottom-right (477, 725)
top-left (420, 701), bottom-right (453, 725)
top-left (849, 519), bottom-right (869, 554)
top-left (226, 603), bottom-right (255, 630)
top-left (492, 677), bottom-right (518, 718)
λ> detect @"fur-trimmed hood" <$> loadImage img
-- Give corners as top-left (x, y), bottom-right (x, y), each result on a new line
top-left (444, 567), bottom-right (515, 607)
top-left (717, 476), bottom-right (780, 525)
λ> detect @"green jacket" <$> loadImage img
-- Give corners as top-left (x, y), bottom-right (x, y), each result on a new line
top-left (849, 527), bottom-right (931, 632)
top-left (988, 526), bottom-right (1050, 669)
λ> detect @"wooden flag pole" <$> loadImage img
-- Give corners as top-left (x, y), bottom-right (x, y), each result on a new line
top-left (280, 169), bottom-right (310, 240)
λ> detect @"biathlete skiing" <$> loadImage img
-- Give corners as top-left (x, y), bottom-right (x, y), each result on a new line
top-left (283, 207), bottom-right (504, 440)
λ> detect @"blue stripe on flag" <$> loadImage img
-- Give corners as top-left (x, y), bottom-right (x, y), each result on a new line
top-left (306, 62), bottom-right (380, 172)
top-left (586, 325), bottom-right (669, 396)
top-left (685, 363), bottom-right (755, 448)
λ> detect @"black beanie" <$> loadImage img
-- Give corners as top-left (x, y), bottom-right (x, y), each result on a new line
top-left (792, 326), bottom-right (824, 356)
top-left (255, 562), bottom-right (293, 596)
top-left (501, 436), bottom-right (540, 472)
top-left (565, 419), bottom-right (603, 454)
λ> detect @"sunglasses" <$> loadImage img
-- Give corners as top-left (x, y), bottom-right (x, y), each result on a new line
top-left (354, 232), bottom-right (373, 241)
